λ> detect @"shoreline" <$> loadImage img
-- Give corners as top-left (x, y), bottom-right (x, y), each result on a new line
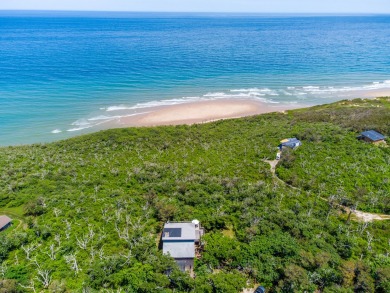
top-left (95, 87), bottom-right (390, 131)
top-left (3, 88), bottom-right (390, 147)
top-left (102, 99), bottom-right (301, 129)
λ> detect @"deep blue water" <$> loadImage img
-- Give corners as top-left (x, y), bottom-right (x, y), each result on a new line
top-left (1, 11), bottom-right (390, 145)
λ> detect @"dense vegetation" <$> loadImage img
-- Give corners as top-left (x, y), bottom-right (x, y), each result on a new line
top-left (0, 98), bottom-right (389, 292)
top-left (277, 98), bottom-right (390, 214)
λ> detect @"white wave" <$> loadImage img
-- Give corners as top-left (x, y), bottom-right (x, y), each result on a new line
top-left (106, 105), bottom-right (130, 111)
top-left (51, 129), bottom-right (62, 134)
top-left (230, 88), bottom-right (251, 92)
top-left (303, 86), bottom-right (320, 90)
top-left (230, 88), bottom-right (264, 93)
top-left (68, 117), bottom-right (106, 132)
top-left (67, 120), bottom-right (108, 132)
top-left (67, 112), bottom-right (151, 132)
top-left (88, 112), bottom-right (150, 122)
top-left (285, 80), bottom-right (390, 96)
top-left (71, 119), bottom-right (91, 126)
top-left (203, 92), bottom-right (226, 97)
top-left (67, 125), bottom-right (93, 132)
top-left (106, 94), bottom-right (275, 113)
top-left (88, 115), bottom-right (118, 121)
top-left (106, 99), bottom-right (194, 112)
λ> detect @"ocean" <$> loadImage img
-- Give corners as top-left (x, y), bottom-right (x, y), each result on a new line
top-left (1, 11), bottom-right (389, 146)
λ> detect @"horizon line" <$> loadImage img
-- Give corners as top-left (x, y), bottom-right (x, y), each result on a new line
top-left (1, 9), bottom-right (389, 15)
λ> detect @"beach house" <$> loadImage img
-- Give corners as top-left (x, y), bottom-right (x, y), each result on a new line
top-left (278, 138), bottom-right (302, 150)
top-left (358, 130), bottom-right (386, 144)
top-left (0, 215), bottom-right (12, 232)
top-left (162, 220), bottom-right (204, 272)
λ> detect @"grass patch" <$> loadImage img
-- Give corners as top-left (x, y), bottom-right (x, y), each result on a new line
top-left (222, 225), bottom-right (235, 238)
top-left (0, 206), bottom-right (24, 218)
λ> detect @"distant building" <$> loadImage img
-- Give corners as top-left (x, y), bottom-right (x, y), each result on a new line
top-left (279, 138), bottom-right (302, 150)
top-left (0, 215), bottom-right (12, 232)
top-left (358, 130), bottom-right (386, 144)
top-left (254, 286), bottom-right (266, 293)
top-left (162, 220), bottom-right (204, 272)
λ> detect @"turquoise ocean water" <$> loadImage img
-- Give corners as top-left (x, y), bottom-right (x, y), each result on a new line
top-left (0, 11), bottom-right (389, 145)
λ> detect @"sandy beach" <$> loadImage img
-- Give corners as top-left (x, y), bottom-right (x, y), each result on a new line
top-left (96, 87), bottom-right (390, 132)
top-left (356, 89), bottom-right (390, 98)
top-left (107, 99), bottom-right (298, 128)
top-left (93, 88), bottom-right (390, 134)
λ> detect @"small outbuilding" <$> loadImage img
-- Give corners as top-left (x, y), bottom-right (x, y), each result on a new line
top-left (278, 138), bottom-right (302, 150)
top-left (254, 286), bottom-right (266, 293)
top-left (358, 130), bottom-right (386, 144)
top-left (0, 215), bottom-right (12, 232)
top-left (162, 220), bottom-right (204, 272)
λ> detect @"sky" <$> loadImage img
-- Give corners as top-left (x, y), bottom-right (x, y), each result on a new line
top-left (1, 0), bottom-right (390, 14)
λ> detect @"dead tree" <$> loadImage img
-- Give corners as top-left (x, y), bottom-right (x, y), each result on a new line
top-left (120, 249), bottom-right (133, 266)
top-left (89, 247), bottom-right (96, 264)
top-left (22, 243), bottom-right (40, 260)
top-left (357, 222), bottom-right (370, 235)
top-left (115, 223), bottom-right (129, 241)
top-left (64, 253), bottom-right (81, 275)
top-left (98, 227), bottom-right (107, 242)
top-left (76, 234), bottom-right (90, 250)
top-left (326, 195), bottom-right (338, 221)
top-left (366, 231), bottom-right (374, 251)
top-left (54, 233), bottom-right (61, 247)
top-left (45, 243), bottom-right (59, 260)
top-left (98, 246), bottom-right (105, 260)
top-left (88, 226), bottom-right (95, 240)
top-left (35, 268), bottom-right (52, 288)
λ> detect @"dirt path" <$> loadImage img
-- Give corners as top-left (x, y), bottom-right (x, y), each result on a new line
top-left (263, 160), bottom-right (390, 223)
top-left (350, 209), bottom-right (390, 222)
top-left (264, 160), bottom-right (278, 174)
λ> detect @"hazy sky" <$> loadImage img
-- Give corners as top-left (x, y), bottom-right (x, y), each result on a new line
top-left (1, 0), bottom-right (390, 13)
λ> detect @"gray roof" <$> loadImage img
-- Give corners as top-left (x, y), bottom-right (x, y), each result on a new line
top-left (361, 130), bottom-right (385, 141)
top-left (0, 215), bottom-right (12, 230)
top-left (281, 138), bottom-right (301, 148)
top-left (162, 222), bottom-right (196, 241)
top-left (163, 241), bottom-right (195, 258)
